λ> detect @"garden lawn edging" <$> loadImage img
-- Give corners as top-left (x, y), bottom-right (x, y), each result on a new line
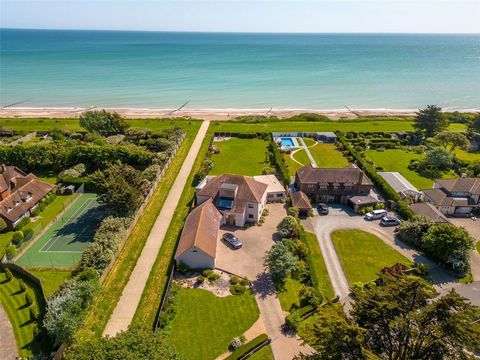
top-left (225, 334), bottom-right (271, 360)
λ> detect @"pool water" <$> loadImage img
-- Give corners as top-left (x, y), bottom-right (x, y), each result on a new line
top-left (281, 138), bottom-right (295, 147)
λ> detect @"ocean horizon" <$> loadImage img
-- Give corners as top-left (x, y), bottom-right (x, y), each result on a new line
top-left (1, 29), bottom-right (479, 110)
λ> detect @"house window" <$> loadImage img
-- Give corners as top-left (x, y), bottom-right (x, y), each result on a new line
top-left (192, 249), bottom-right (198, 253)
top-left (6, 207), bottom-right (12, 213)
top-left (345, 186), bottom-right (352, 190)
top-left (277, 193), bottom-right (283, 198)
top-left (248, 214), bottom-right (254, 219)
top-left (248, 204), bottom-right (254, 209)
top-left (308, 184), bottom-right (314, 189)
top-left (14, 201), bottom-right (21, 207)
top-left (319, 185), bottom-right (327, 189)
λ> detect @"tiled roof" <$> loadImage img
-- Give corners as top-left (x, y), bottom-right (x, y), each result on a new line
top-left (423, 188), bottom-right (471, 207)
top-left (436, 178), bottom-right (480, 196)
top-left (291, 191), bottom-right (312, 209)
top-left (175, 199), bottom-right (222, 258)
top-left (409, 202), bottom-right (450, 223)
top-left (197, 174), bottom-right (268, 213)
top-left (296, 164), bottom-right (373, 186)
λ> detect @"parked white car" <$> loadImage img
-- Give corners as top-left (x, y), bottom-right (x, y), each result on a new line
top-left (364, 209), bottom-right (388, 221)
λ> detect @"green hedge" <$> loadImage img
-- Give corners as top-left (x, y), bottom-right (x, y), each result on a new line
top-left (268, 141), bottom-right (290, 185)
top-left (337, 132), bottom-right (414, 220)
top-left (225, 334), bottom-right (270, 360)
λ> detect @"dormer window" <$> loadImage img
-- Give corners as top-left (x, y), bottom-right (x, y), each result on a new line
top-left (25, 194), bottom-right (32, 201)
top-left (6, 206), bottom-right (12, 213)
top-left (14, 200), bottom-right (21, 207)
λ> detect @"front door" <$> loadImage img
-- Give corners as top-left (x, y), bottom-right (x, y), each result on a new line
top-left (226, 214), bottom-right (236, 225)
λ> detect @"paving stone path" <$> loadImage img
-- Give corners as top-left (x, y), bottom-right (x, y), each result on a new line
top-left (0, 304), bottom-right (18, 360)
top-left (103, 120), bottom-right (210, 336)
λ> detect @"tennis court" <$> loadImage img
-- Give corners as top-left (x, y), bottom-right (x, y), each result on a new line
top-left (16, 193), bottom-right (105, 267)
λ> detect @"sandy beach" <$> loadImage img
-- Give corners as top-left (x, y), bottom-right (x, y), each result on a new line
top-left (0, 107), bottom-right (430, 120)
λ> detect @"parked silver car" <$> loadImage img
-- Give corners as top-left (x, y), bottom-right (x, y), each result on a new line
top-left (222, 233), bottom-right (242, 249)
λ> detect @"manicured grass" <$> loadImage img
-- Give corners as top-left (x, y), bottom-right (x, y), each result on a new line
top-left (132, 135), bottom-right (212, 326)
top-left (309, 143), bottom-right (349, 168)
top-left (210, 119), bottom-right (464, 134)
top-left (292, 149), bottom-right (311, 166)
top-left (28, 269), bottom-right (72, 298)
top-left (302, 137), bottom-right (316, 147)
top-left (0, 232), bottom-right (12, 256)
top-left (284, 153), bottom-right (304, 176)
top-left (0, 118), bottom-right (203, 134)
top-left (332, 230), bottom-right (412, 284)
top-left (278, 278), bottom-right (303, 312)
top-left (249, 344), bottom-right (275, 360)
top-left (454, 148), bottom-right (480, 162)
top-left (303, 232), bottom-right (334, 299)
top-left (476, 241), bottom-right (480, 255)
top-left (0, 270), bottom-right (48, 357)
top-left (169, 287), bottom-right (259, 360)
top-left (366, 149), bottom-right (455, 189)
top-left (74, 122), bottom-right (202, 341)
top-left (211, 138), bottom-right (269, 176)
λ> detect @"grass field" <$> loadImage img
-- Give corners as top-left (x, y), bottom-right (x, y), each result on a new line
top-left (0, 270), bottom-right (48, 357)
top-left (292, 148), bottom-right (311, 166)
top-left (332, 230), bottom-right (411, 284)
top-left (278, 278), bottom-right (303, 311)
top-left (285, 153), bottom-right (304, 176)
top-left (75, 122), bottom-right (202, 341)
top-left (211, 138), bottom-right (269, 175)
top-left (16, 193), bottom-right (104, 267)
top-left (309, 143), bottom-right (349, 168)
top-left (366, 149), bottom-right (455, 189)
top-left (454, 148), bottom-right (480, 162)
top-left (303, 231), bottom-right (334, 298)
top-left (28, 269), bottom-right (72, 298)
top-left (169, 287), bottom-right (259, 360)
top-left (249, 344), bottom-right (275, 360)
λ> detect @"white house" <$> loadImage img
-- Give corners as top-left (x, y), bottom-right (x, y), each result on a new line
top-left (175, 199), bottom-right (222, 269)
top-left (196, 174), bottom-right (269, 227)
top-left (253, 174), bottom-right (286, 202)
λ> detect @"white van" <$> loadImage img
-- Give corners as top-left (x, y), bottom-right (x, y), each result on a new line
top-left (364, 209), bottom-right (388, 221)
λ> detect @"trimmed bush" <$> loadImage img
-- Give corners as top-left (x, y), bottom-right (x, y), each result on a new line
top-left (6, 245), bottom-right (17, 260)
top-left (5, 268), bottom-right (13, 282)
top-left (23, 228), bottom-right (34, 241)
top-left (229, 284), bottom-right (247, 295)
top-left (14, 216), bottom-right (30, 230)
top-left (11, 231), bottom-right (24, 246)
top-left (18, 279), bottom-right (26, 293)
top-left (225, 334), bottom-right (270, 360)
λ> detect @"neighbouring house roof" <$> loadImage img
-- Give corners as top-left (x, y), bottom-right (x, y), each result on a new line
top-left (349, 195), bottom-right (379, 206)
top-left (291, 191), bottom-right (312, 209)
top-left (296, 165), bottom-right (373, 187)
top-left (197, 174), bottom-right (268, 213)
top-left (422, 188), bottom-right (472, 207)
top-left (175, 199), bottom-right (223, 259)
top-left (378, 172), bottom-right (421, 196)
top-left (253, 175), bottom-right (285, 194)
top-left (0, 165), bottom-right (55, 223)
top-left (435, 178), bottom-right (480, 196)
top-left (409, 202), bottom-right (450, 223)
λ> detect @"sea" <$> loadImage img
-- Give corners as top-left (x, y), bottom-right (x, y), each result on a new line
top-left (1, 29), bottom-right (479, 110)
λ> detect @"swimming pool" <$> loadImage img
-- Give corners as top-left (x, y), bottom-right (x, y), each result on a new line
top-left (280, 138), bottom-right (295, 147)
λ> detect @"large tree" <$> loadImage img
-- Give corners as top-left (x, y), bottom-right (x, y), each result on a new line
top-left (64, 326), bottom-right (179, 360)
top-left (414, 105), bottom-right (448, 138)
top-left (433, 131), bottom-right (470, 152)
top-left (421, 147), bottom-right (453, 171)
top-left (468, 114), bottom-right (480, 133)
top-left (89, 163), bottom-right (148, 215)
top-left (79, 110), bottom-right (130, 135)
top-left (300, 275), bottom-right (480, 360)
top-left (264, 242), bottom-right (298, 285)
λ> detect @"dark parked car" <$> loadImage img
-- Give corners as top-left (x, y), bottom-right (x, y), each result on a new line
top-left (318, 203), bottom-right (329, 215)
top-left (380, 216), bottom-right (401, 227)
top-left (222, 232), bottom-right (242, 249)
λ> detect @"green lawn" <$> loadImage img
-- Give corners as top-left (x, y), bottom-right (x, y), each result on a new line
top-left (309, 143), bottom-right (349, 168)
top-left (284, 153), bottom-right (304, 176)
top-left (278, 278), bottom-right (303, 312)
top-left (249, 344), bottom-right (275, 360)
top-left (28, 269), bottom-right (72, 298)
top-left (0, 270), bottom-right (48, 357)
top-left (302, 137), bottom-right (316, 147)
top-left (332, 230), bottom-right (412, 284)
top-left (303, 232), bottom-right (334, 299)
top-left (75, 122), bottom-right (202, 341)
top-left (169, 287), bottom-right (259, 360)
top-left (454, 148), bottom-right (480, 162)
top-left (211, 138), bottom-right (269, 176)
top-left (366, 149), bottom-right (455, 189)
top-left (292, 149), bottom-right (311, 166)
top-left (209, 119), bottom-right (464, 134)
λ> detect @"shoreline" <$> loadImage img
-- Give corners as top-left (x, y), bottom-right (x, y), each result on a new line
top-left (0, 107), bottom-right (478, 120)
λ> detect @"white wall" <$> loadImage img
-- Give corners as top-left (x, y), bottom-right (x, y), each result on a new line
top-left (176, 247), bottom-right (215, 270)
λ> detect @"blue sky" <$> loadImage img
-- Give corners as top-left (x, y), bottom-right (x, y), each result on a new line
top-left (1, 0), bottom-right (479, 33)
